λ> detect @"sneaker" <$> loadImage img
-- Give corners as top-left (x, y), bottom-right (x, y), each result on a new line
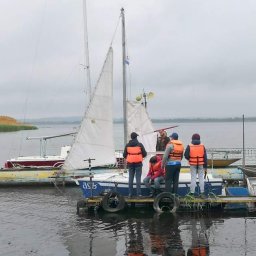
top-left (186, 192), bottom-right (194, 196)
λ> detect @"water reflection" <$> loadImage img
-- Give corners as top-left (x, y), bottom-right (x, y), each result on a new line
top-left (126, 219), bottom-right (145, 255)
top-left (1, 186), bottom-right (255, 255)
top-left (77, 209), bottom-right (256, 256)
top-left (76, 209), bottom-right (221, 256)
top-left (148, 213), bottom-right (185, 255)
top-left (187, 217), bottom-right (210, 256)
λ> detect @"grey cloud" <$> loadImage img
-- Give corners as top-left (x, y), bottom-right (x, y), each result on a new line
top-left (1, 0), bottom-right (256, 119)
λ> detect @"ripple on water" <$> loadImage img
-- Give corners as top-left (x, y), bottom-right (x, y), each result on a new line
top-left (1, 187), bottom-right (256, 256)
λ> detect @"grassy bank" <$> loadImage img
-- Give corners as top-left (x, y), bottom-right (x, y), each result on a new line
top-left (0, 124), bottom-right (38, 132)
top-left (0, 116), bottom-right (38, 132)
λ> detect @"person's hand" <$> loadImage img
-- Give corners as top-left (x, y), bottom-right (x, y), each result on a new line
top-left (204, 169), bottom-right (207, 178)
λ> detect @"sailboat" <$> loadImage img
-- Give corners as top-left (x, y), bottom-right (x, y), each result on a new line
top-left (64, 8), bottom-right (223, 197)
top-left (4, 134), bottom-right (73, 169)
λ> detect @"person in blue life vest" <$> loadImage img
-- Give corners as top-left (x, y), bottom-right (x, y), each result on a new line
top-left (184, 133), bottom-right (207, 198)
top-left (143, 155), bottom-right (165, 197)
top-left (161, 132), bottom-right (184, 194)
top-left (123, 132), bottom-right (147, 197)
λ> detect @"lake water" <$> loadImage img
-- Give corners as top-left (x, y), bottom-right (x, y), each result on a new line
top-left (1, 122), bottom-right (256, 255)
top-left (1, 121), bottom-right (256, 167)
top-left (0, 186), bottom-right (256, 256)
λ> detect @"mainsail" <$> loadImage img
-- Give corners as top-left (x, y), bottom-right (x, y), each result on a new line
top-left (62, 47), bottom-right (115, 171)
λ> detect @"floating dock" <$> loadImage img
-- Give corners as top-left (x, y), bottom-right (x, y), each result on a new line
top-left (76, 192), bottom-right (256, 215)
top-left (84, 195), bottom-right (256, 204)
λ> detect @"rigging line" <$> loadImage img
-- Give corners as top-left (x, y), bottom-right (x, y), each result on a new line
top-left (128, 65), bottom-right (132, 100)
top-left (22, 0), bottom-right (47, 123)
top-left (122, 14), bottom-right (132, 100)
top-left (83, 0), bottom-right (92, 101)
top-left (45, 58), bottom-right (83, 112)
top-left (19, 0), bottom-right (47, 156)
top-left (110, 14), bottom-right (121, 46)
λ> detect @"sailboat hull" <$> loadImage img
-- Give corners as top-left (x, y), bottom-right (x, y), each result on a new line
top-left (77, 172), bottom-right (223, 198)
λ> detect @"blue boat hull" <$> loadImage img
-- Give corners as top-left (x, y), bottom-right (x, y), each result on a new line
top-left (224, 187), bottom-right (249, 210)
top-left (78, 180), bottom-right (223, 198)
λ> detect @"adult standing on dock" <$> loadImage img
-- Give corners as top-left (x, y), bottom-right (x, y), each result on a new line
top-left (184, 133), bottom-right (207, 197)
top-left (161, 132), bottom-right (184, 194)
top-left (123, 132), bottom-right (147, 197)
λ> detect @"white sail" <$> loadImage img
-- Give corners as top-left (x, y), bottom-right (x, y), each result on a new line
top-left (62, 47), bottom-right (115, 171)
top-left (127, 101), bottom-right (157, 153)
top-left (127, 101), bottom-right (157, 176)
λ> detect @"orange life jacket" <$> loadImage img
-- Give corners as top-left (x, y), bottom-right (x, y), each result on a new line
top-left (189, 144), bottom-right (205, 166)
top-left (126, 146), bottom-right (143, 163)
top-left (191, 246), bottom-right (207, 256)
top-left (167, 140), bottom-right (184, 161)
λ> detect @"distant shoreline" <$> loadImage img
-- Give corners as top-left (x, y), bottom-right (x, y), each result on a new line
top-left (20, 116), bottom-right (256, 125)
top-left (0, 116), bottom-right (38, 132)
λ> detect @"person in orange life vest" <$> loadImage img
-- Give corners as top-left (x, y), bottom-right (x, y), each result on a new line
top-left (184, 133), bottom-right (207, 197)
top-left (143, 155), bottom-right (165, 197)
top-left (123, 132), bottom-right (147, 197)
top-left (156, 130), bottom-right (170, 151)
top-left (161, 132), bottom-right (184, 194)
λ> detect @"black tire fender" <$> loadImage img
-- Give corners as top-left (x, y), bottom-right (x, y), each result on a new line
top-left (77, 199), bottom-right (87, 215)
top-left (153, 192), bottom-right (180, 213)
top-left (101, 191), bottom-right (125, 213)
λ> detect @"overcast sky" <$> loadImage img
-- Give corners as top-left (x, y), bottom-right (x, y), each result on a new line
top-left (1, 0), bottom-right (256, 119)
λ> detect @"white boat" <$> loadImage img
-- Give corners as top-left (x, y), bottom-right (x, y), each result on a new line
top-left (4, 136), bottom-right (71, 169)
top-left (0, 133), bottom-right (75, 185)
top-left (247, 177), bottom-right (256, 196)
top-left (63, 9), bottom-right (223, 198)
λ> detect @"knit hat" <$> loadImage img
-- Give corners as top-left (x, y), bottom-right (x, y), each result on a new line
top-left (149, 156), bottom-right (157, 164)
top-left (170, 132), bottom-right (178, 140)
top-left (192, 133), bottom-right (200, 140)
top-left (131, 132), bottom-right (139, 139)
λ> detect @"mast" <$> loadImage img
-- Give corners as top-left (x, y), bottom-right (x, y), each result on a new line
top-left (121, 8), bottom-right (128, 146)
top-left (83, 0), bottom-right (92, 100)
top-left (242, 114), bottom-right (246, 184)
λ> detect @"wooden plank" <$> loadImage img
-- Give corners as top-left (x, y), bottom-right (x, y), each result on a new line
top-left (85, 195), bottom-right (256, 204)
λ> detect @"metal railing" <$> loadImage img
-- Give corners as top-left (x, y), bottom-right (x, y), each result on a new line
top-left (115, 147), bottom-right (256, 168)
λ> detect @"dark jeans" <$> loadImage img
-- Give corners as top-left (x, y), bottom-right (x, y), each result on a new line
top-left (128, 166), bottom-right (142, 196)
top-left (165, 164), bottom-right (181, 194)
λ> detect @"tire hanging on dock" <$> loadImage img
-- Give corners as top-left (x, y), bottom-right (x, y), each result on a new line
top-left (76, 199), bottom-right (88, 215)
top-left (102, 191), bottom-right (125, 212)
top-left (153, 192), bottom-right (180, 213)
